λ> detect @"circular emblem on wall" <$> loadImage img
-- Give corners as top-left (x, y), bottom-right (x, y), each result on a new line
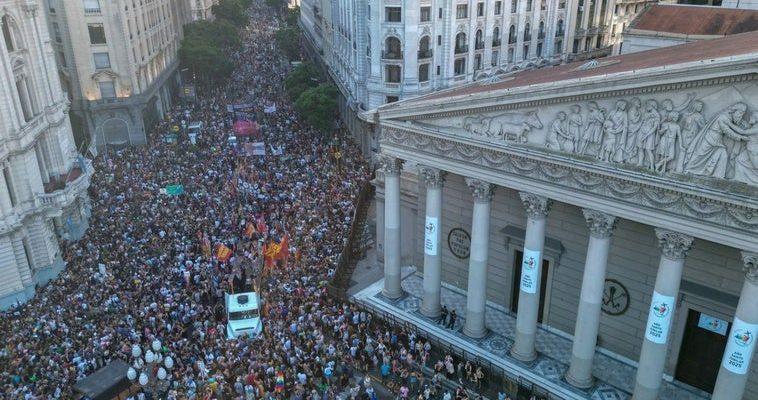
top-left (601, 279), bottom-right (630, 316)
top-left (733, 329), bottom-right (754, 347)
top-left (447, 228), bottom-right (471, 259)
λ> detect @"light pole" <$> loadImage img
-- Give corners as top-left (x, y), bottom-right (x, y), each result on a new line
top-left (126, 339), bottom-right (174, 398)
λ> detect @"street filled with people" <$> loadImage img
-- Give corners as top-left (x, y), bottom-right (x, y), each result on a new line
top-left (0, 2), bottom-right (537, 400)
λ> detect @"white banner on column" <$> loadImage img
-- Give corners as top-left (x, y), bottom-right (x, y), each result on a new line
top-left (644, 291), bottom-right (675, 344)
top-left (424, 216), bottom-right (438, 256)
top-left (722, 317), bottom-right (758, 375)
top-left (520, 248), bottom-right (540, 294)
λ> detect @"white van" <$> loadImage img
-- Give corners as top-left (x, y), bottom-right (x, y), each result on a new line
top-left (225, 292), bottom-right (263, 339)
top-left (187, 121), bottom-right (203, 135)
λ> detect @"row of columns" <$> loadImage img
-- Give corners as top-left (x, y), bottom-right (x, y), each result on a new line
top-left (378, 156), bottom-right (758, 400)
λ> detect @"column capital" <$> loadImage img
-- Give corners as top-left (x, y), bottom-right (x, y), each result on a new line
top-left (519, 192), bottom-right (552, 219)
top-left (582, 209), bottom-right (617, 238)
top-left (655, 229), bottom-right (694, 260)
top-left (742, 252), bottom-right (758, 284)
top-left (419, 166), bottom-right (446, 188)
top-left (465, 178), bottom-right (494, 202)
top-left (377, 155), bottom-right (402, 176)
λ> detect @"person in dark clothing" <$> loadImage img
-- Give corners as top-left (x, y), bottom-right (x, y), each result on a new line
top-left (447, 309), bottom-right (457, 329)
top-left (438, 305), bottom-right (448, 325)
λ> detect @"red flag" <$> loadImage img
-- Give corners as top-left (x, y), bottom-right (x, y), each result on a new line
top-left (256, 215), bottom-right (268, 236)
top-left (276, 233), bottom-right (289, 265)
top-left (245, 222), bottom-right (256, 238)
top-left (216, 244), bottom-right (233, 262)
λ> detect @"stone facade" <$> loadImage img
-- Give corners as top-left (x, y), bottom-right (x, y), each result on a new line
top-left (44, 0), bottom-right (190, 149)
top-left (372, 33), bottom-right (758, 399)
top-left (191, 0), bottom-right (219, 21)
top-left (0, 0), bottom-right (93, 309)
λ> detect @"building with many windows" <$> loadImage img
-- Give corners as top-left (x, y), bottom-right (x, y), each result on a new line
top-left (361, 31), bottom-right (758, 400)
top-left (300, 0), bottom-right (650, 156)
top-left (191, 0), bottom-right (219, 21)
top-left (44, 0), bottom-right (190, 149)
top-left (0, 0), bottom-right (93, 309)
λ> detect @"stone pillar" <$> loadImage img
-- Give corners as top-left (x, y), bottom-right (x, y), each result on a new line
top-left (712, 252), bottom-right (758, 400)
top-left (566, 209), bottom-right (617, 388)
top-left (0, 169), bottom-right (13, 216)
top-left (420, 167), bottom-right (446, 318)
top-left (380, 155), bottom-right (403, 299)
top-left (463, 178), bottom-right (494, 338)
top-left (511, 192), bottom-right (552, 361)
top-left (633, 229), bottom-right (694, 400)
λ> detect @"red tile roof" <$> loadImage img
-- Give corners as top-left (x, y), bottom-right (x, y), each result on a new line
top-left (418, 30), bottom-right (758, 101)
top-left (630, 4), bottom-right (758, 36)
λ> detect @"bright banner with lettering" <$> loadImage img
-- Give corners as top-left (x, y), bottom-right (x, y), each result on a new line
top-left (644, 291), bottom-right (675, 344)
top-left (722, 317), bottom-right (758, 374)
top-left (519, 248), bottom-right (540, 294)
top-left (424, 216), bottom-right (438, 255)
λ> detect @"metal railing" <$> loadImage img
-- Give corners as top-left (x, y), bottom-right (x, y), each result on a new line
top-left (381, 51), bottom-right (403, 60)
top-left (417, 49), bottom-right (433, 59)
top-left (454, 45), bottom-right (468, 54)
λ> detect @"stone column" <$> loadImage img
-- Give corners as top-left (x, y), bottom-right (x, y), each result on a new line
top-left (511, 192), bottom-right (552, 361)
top-left (712, 252), bottom-right (758, 400)
top-left (380, 155), bottom-right (403, 299)
top-left (633, 229), bottom-right (694, 400)
top-left (0, 169), bottom-right (13, 216)
top-left (566, 209), bottom-right (617, 388)
top-left (463, 178), bottom-right (494, 338)
top-left (420, 167), bottom-right (446, 318)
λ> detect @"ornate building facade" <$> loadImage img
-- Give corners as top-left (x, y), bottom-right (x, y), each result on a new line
top-left (44, 0), bottom-right (190, 149)
top-left (0, 1), bottom-right (93, 309)
top-left (366, 31), bottom-right (758, 399)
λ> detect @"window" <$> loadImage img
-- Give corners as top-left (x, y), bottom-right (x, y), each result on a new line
top-left (437, 35), bottom-right (441, 46)
top-left (536, 42), bottom-right (542, 57)
top-left (477, 2), bottom-right (484, 17)
top-left (384, 37), bottom-right (401, 59)
top-left (526, 0), bottom-right (532, 12)
top-left (385, 7), bottom-right (401, 22)
top-left (48, 0), bottom-right (56, 13)
top-left (84, 0), bottom-right (101, 13)
top-left (455, 32), bottom-right (467, 53)
top-left (508, 25), bottom-right (516, 44)
top-left (52, 22), bottom-right (62, 43)
top-left (492, 49), bottom-right (499, 66)
top-left (556, 19), bottom-right (565, 36)
top-left (2, 15), bottom-right (17, 51)
top-left (420, 6), bottom-right (431, 22)
top-left (439, 8), bottom-right (442, 19)
top-left (474, 54), bottom-right (482, 70)
top-left (419, 63), bottom-right (429, 82)
top-left (385, 65), bottom-right (401, 83)
top-left (436, 65), bottom-right (440, 75)
top-left (559, 0), bottom-right (566, 9)
top-left (58, 51), bottom-right (67, 67)
top-left (495, 2), bottom-right (502, 15)
top-left (475, 29), bottom-right (483, 50)
top-left (386, 96), bottom-right (399, 103)
top-left (524, 23), bottom-right (531, 41)
top-left (541, 0), bottom-right (546, 11)
top-left (523, 45), bottom-right (529, 59)
top-left (508, 47), bottom-right (514, 62)
top-left (88, 24), bottom-right (106, 44)
top-left (493, 27), bottom-right (501, 46)
top-left (554, 40), bottom-right (562, 54)
top-left (511, 0), bottom-right (518, 13)
top-left (454, 58), bottom-right (466, 75)
top-left (418, 36), bottom-right (431, 58)
top-left (538, 21), bottom-right (545, 39)
top-left (98, 81), bottom-right (116, 98)
top-left (93, 52), bottom-right (110, 69)
top-left (456, 4), bottom-right (467, 19)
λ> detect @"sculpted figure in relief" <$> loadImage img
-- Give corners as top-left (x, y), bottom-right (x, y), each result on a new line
top-left (733, 115), bottom-right (758, 185)
top-left (567, 105), bottom-right (583, 153)
top-left (600, 100), bottom-right (628, 162)
top-left (655, 112), bottom-right (684, 173)
top-left (582, 101), bottom-right (605, 155)
top-left (623, 97), bottom-right (643, 163)
top-left (684, 103), bottom-right (751, 179)
top-left (546, 112), bottom-right (572, 151)
top-left (676, 100), bottom-right (706, 172)
top-left (486, 111), bottom-right (543, 143)
top-left (636, 99), bottom-right (661, 170)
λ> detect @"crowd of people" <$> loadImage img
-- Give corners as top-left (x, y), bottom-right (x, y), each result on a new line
top-left (0, 2), bottom-right (548, 400)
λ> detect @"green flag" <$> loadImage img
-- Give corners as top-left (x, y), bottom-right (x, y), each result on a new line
top-left (165, 184), bottom-right (184, 196)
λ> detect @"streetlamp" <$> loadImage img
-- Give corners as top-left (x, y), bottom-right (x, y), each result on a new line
top-left (126, 339), bottom-right (174, 398)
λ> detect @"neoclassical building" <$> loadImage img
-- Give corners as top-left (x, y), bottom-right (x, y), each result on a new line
top-left (366, 31), bottom-right (758, 399)
top-left (0, 1), bottom-right (93, 309)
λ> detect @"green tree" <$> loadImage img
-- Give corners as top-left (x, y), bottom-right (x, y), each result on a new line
top-left (179, 38), bottom-right (233, 85)
top-left (284, 62), bottom-right (319, 100)
top-left (285, 6), bottom-right (300, 27)
top-left (294, 84), bottom-right (339, 133)
top-left (275, 26), bottom-right (301, 61)
top-left (212, 0), bottom-right (247, 27)
top-left (184, 19), bottom-right (240, 49)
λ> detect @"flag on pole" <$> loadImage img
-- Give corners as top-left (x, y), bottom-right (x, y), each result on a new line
top-left (216, 244), bottom-right (233, 262)
top-left (276, 233), bottom-right (289, 265)
top-left (264, 104), bottom-right (277, 114)
top-left (165, 184), bottom-right (184, 196)
top-left (245, 222), bottom-right (256, 238)
top-left (251, 142), bottom-right (266, 156)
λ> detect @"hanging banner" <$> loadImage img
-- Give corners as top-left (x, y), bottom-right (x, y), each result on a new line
top-left (645, 291), bottom-right (675, 344)
top-left (519, 248), bottom-right (540, 294)
top-left (424, 216), bottom-right (438, 256)
top-left (698, 313), bottom-right (728, 335)
top-left (722, 317), bottom-right (758, 375)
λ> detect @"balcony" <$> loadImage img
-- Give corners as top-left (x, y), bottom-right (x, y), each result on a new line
top-left (417, 49), bottom-right (433, 59)
top-left (84, 7), bottom-right (102, 15)
top-left (36, 159), bottom-right (94, 212)
top-left (381, 51), bottom-right (403, 60)
top-left (454, 45), bottom-right (468, 54)
top-left (474, 41), bottom-right (484, 50)
top-left (492, 39), bottom-right (502, 47)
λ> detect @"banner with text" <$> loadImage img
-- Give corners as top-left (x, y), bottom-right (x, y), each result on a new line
top-left (519, 248), bottom-right (540, 294)
top-left (722, 317), bottom-right (758, 374)
top-left (424, 216), bottom-right (438, 256)
top-left (645, 291), bottom-right (675, 344)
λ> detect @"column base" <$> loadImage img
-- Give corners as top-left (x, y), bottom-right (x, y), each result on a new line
top-left (420, 303), bottom-right (441, 319)
top-left (462, 325), bottom-right (487, 338)
top-left (510, 347), bottom-right (537, 363)
top-left (382, 288), bottom-right (405, 300)
top-left (632, 382), bottom-right (660, 400)
top-left (564, 370), bottom-right (594, 389)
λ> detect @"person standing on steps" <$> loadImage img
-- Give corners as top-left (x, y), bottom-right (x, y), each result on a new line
top-left (438, 305), bottom-right (448, 325)
top-left (447, 309), bottom-right (457, 329)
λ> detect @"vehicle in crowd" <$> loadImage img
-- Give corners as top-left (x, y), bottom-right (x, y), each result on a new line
top-left (225, 291), bottom-right (263, 339)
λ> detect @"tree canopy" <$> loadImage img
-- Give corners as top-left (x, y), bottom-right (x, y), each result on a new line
top-left (284, 62), bottom-right (320, 100)
top-left (212, 0), bottom-right (248, 27)
top-left (294, 84), bottom-right (339, 133)
top-left (275, 26), bottom-right (301, 61)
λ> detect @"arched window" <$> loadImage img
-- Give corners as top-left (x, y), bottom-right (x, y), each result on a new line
top-left (384, 36), bottom-right (401, 59)
top-left (455, 32), bottom-right (467, 53)
top-left (538, 21), bottom-right (545, 39)
top-left (2, 15), bottom-right (23, 52)
top-left (524, 23), bottom-right (531, 41)
top-left (493, 27), bottom-right (501, 46)
top-left (508, 25), bottom-right (516, 44)
top-left (556, 19), bottom-right (565, 36)
top-left (418, 36), bottom-right (431, 58)
top-left (475, 29), bottom-right (483, 49)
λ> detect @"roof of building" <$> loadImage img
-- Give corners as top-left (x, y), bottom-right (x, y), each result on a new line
top-left (414, 30), bottom-right (758, 102)
top-left (629, 4), bottom-right (758, 36)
